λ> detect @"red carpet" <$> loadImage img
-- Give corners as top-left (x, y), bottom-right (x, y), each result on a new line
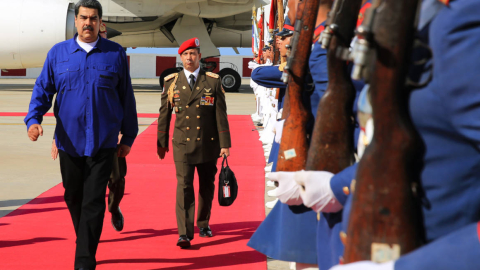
top-left (0, 115), bottom-right (266, 269)
top-left (0, 112), bottom-right (160, 118)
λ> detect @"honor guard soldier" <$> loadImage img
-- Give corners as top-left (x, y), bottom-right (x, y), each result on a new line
top-left (248, 17), bottom-right (321, 270)
top-left (156, 37), bottom-right (231, 249)
top-left (333, 0), bottom-right (480, 269)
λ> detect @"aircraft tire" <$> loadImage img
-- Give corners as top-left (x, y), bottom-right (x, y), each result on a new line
top-left (218, 68), bottom-right (241, 92)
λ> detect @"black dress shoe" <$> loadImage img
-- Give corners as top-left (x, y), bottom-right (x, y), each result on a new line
top-left (177, 235), bottom-right (191, 248)
top-left (111, 207), bottom-right (124, 232)
top-left (199, 227), bottom-right (213, 237)
top-left (76, 268), bottom-right (93, 270)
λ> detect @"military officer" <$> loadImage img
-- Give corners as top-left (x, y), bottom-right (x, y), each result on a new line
top-left (156, 37), bottom-right (231, 249)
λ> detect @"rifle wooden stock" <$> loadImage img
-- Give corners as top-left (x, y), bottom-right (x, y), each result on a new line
top-left (277, 0), bottom-right (286, 64)
top-left (305, 0), bottom-right (362, 173)
top-left (277, 0), bottom-right (285, 34)
top-left (276, 0), bottom-right (321, 172)
top-left (343, 0), bottom-right (424, 263)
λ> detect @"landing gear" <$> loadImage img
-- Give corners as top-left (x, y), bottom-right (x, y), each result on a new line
top-left (218, 68), bottom-right (241, 92)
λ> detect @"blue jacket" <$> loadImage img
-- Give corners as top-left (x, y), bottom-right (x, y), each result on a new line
top-left (25, 34), bottom-right (138, 157)
top-left (251, 66), bottom-right (287, 89)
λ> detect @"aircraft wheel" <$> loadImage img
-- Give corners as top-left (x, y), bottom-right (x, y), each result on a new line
top-left (218, 68), bottom-right (241, 92)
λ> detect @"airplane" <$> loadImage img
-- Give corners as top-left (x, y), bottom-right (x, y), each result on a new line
top-left (0, 0), bottom-right (269, 91)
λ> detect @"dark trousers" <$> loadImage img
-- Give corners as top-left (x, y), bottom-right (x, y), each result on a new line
top-left (174, 160), bottom-right (218, 239)
top-left (108, 150), bottom-right (126, 213)
top-left (59, 148), bottom-right (115, 269)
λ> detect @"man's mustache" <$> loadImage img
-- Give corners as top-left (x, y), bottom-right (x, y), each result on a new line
top-left (83, 25), bottom-right (93, 31)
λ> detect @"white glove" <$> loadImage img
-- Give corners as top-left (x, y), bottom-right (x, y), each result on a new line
top-left (267, 172), bottom-right (303, 206)
top-left (248, 61), bottom-right (260, 70)
top-left (273, 120), bottom-right (285, 143)
top-left (295, 170), bottom-right (342, 213)
top-left (330, 261), bottom-right (395, 270)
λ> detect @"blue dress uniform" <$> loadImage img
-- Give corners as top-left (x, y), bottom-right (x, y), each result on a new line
top-left (248, 18), bottom-right (319, 265)
top-left (251, 65), bottom-right (286, 171)
top-left (309, 22), bottom-right (327, 119)
top-left (340, 0), bottom-right (480, 269)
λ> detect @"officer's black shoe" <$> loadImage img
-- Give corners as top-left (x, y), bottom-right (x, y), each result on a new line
top-left (76, 268), bottom-right (93, 270)
top-left (199, 227), bottom-right (213, 237)
top-left (177, 235), bottom-right (191, 248)
top-left (111, 207), bottom-right (124, 232)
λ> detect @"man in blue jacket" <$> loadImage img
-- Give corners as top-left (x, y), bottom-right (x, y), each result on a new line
top-left (24, 1), bottom-right (138, 269)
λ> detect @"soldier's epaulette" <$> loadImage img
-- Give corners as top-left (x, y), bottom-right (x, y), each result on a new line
top-left (206, 72), bottom-right (220, 79)
top-left (164, 73), bottom-right (178, 82)
top-left (279, 62), bottom-right (287, 72)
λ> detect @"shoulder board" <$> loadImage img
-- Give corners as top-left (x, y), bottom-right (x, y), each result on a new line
top-left (206, 72), bottom-right (220, 79)
top-left (164, 73), bottom-right (178, 82)
top-left (279, 62), bottom-right (287, 72)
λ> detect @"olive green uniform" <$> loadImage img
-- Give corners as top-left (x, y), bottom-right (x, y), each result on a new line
top-left (157, 69), bottom-right (231, 239)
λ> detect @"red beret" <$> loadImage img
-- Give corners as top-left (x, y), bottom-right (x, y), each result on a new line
top-left (178, 37), bottom-right (200, 54)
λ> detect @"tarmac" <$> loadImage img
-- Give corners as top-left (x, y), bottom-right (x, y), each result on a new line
top-left (0, 78), bottom-right (291, 270)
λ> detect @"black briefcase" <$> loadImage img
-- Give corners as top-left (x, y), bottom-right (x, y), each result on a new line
top-left (218, 156), bottom-right (238, 206)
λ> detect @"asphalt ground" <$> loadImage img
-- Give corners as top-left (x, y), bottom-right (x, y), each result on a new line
top-left (0, 78), bottom-right (291, 270)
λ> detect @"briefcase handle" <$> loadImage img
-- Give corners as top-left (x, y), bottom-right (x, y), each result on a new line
top-left (221, 155), bottom-right (229, 168)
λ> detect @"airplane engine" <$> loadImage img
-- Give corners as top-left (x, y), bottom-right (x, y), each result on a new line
top-left (0, 0), bottom-right (76, 69)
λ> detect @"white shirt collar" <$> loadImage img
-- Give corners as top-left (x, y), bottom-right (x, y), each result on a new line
top-left (76, 36), bottom-right (99, 53)
top-left (183, 66), bottom-right (200, 82)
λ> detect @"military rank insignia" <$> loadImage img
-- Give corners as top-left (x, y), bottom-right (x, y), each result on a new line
top-left (201, 96), bottom-right (215, 106)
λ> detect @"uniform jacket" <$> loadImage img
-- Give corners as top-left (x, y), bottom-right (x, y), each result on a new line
top-left (157, 69), bottom-right (231, 164)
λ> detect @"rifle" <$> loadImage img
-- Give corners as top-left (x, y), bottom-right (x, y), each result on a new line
top-left (277, 0), bottom-right (286, 64)
top-left (343, 0), bottom-right (424, 263)
top-left (276, 0), bottom-right (321, 172)
top-left (305, 0), bottom-right (362, 173)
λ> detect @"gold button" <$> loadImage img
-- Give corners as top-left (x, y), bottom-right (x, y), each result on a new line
top-left (197, 138), bottom-right (200, 141)
top-left (350, 179), bottom-right (356, 194)
top-left (317, 213), bottom-right (320, 221)
top-left (186, 105), bottom-right (189, 108)
top-left (343, 186), bottom-right (350, 195)
top-left (186, 138), bottom-right (190, 141)
top-left (211, 138), bottom-right (214, 141)
top-left (197, 126), bottom-right (200, 130)
top-left (186, 127), bottom-right (190, 130)
top-left (196, 105), bottom-right (199, 108)
top-left (197, 115), bottom-right (200, 119)
top-left (339, 231), bottom-right (347, 245)
top-left (186, 116), bottom-right (189, 119)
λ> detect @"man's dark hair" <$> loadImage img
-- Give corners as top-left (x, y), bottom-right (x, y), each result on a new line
top-left (75, 0), bottom-right (103, 19)
top-left (182, 47), bottom-right (201, 54)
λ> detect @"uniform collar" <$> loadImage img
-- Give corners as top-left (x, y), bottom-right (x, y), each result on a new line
top-left (183, 66), bottom-right (200, 80)
top-left (69, 33), bottom-right (107, 54)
